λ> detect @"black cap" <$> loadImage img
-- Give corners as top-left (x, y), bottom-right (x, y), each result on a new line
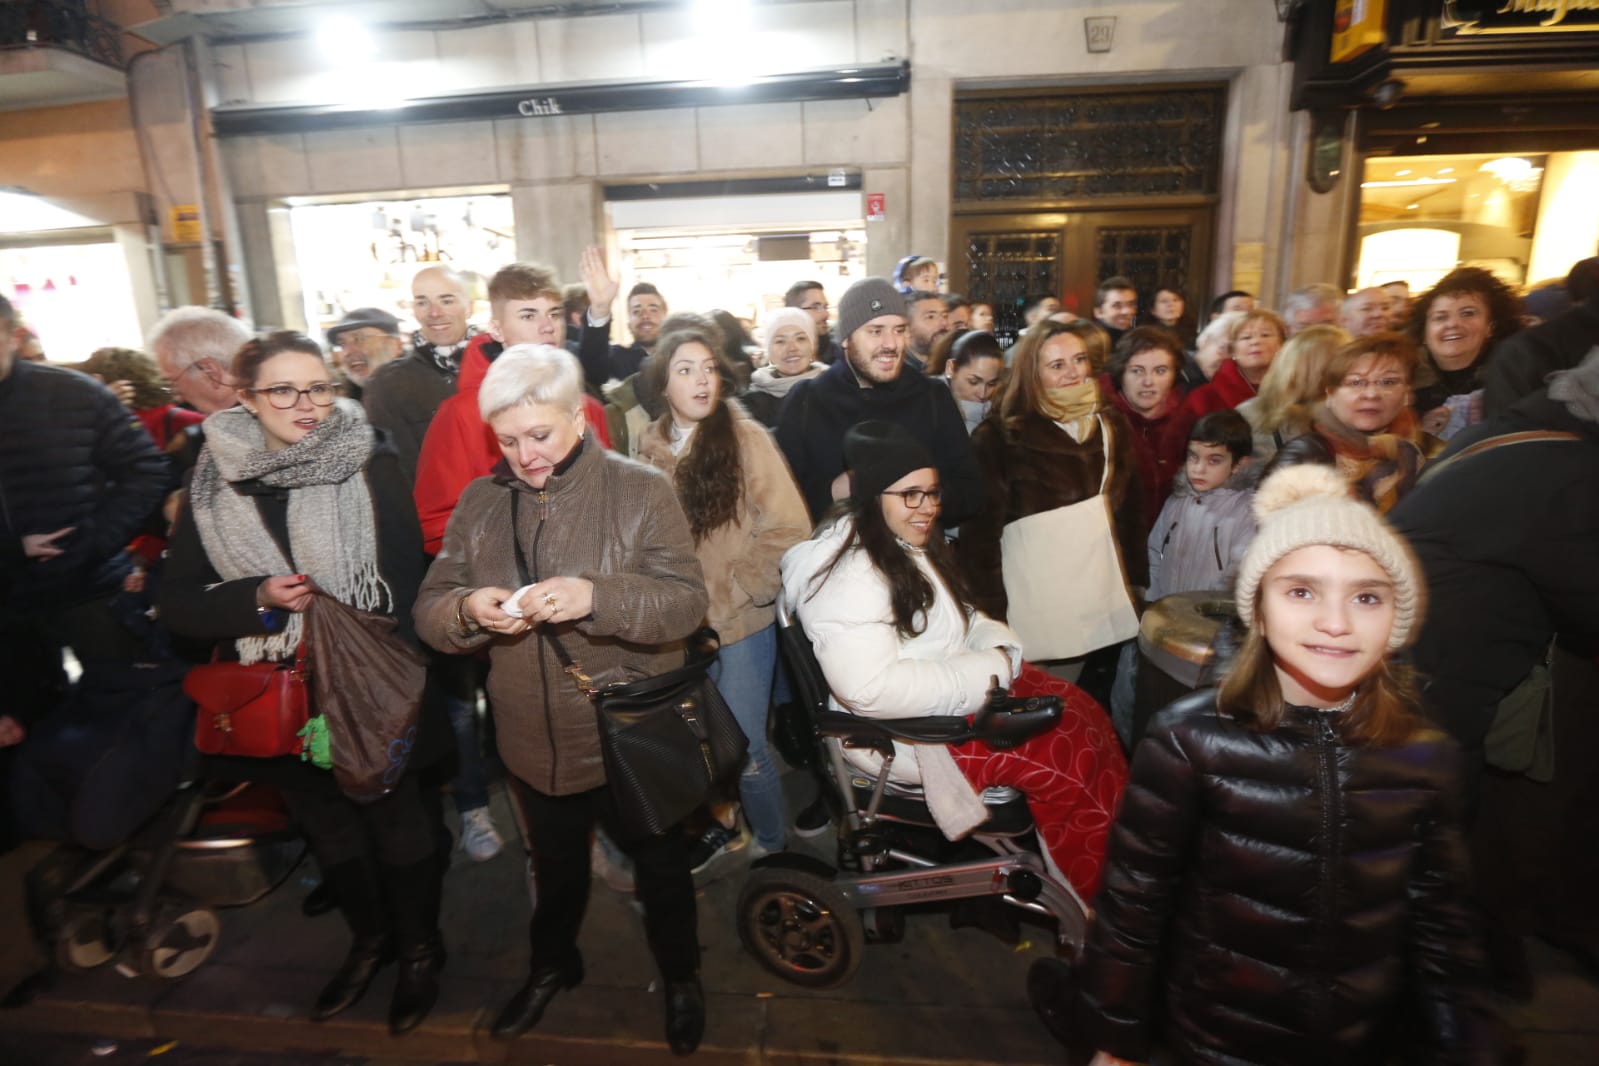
top-left (844, 421), bottom-right (935, 502)
top-left (326, 306), bottom-right (401, 348)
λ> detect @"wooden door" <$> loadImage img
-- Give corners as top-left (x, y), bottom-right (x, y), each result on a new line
top-left (951, 207), bottom-right (1212, 346)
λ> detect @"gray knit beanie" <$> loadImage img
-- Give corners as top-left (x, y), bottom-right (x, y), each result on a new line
top-left (1234, 465), bottom-right (1423, 650)
top-left (834, 277), bottom-right (906, 346)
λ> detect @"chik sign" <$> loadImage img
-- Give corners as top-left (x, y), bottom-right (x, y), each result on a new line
top-left (517, 97), bottom-right (564, 117)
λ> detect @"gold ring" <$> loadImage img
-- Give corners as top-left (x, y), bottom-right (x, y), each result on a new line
top-left (544, 594), bottom-right (557, 607)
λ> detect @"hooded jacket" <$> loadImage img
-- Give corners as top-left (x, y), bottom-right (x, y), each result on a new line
top-left (413, 334), bottom-right (611, 555)
top-left (1145, 465), bottom-right (1258, 602)
top-left (1078, 690), bottom-right (1485, 1066)
top-left (414, 435), bottom-right (708, 795)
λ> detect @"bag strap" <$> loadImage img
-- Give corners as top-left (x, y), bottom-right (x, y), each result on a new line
top-left (1419, 430), bottom-right (1581, 485)
top-left (509, 491), bottom-right (595, 696)
top-left (1096, 414), bottom-right (1113, 495)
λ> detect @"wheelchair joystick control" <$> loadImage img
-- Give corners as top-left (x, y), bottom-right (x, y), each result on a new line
top-left (1007, 868), bottom-right (1043, 901)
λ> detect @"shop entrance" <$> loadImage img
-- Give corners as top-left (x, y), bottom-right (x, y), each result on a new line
top-left (605, 189), bottom-right (866, 348)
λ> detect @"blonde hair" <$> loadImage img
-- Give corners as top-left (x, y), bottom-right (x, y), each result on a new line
top-left (1254, 324), bottom-right (1350, 433)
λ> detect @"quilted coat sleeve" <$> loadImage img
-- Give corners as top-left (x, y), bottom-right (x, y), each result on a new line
top-left (413, 481), bottom-right (499, 655)
top-left (580, 466), bottom-right (708, 645)
top-left (1076, 710), bottom-right (1206, 1061)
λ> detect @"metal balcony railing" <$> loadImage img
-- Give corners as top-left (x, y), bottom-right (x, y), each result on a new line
top-left (0, 0), bottom-right (125, 69)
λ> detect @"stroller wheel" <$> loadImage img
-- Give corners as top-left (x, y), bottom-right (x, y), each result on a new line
top-left (55, 909), bottom-right (115, 973)
top-left (134, 901), bottom-right (220, 980)
top-left (737, 867), bottom-right (864, 989)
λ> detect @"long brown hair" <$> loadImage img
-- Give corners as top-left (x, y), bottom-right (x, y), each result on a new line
top-left (807, 491), bottom-right (972, 640)
top-left (643, 326), bottom-right (744, 543)
top-left (1000, 319), bottom-right (1110, 424)
top-left (1218, 587), bottom-right (1423, 747)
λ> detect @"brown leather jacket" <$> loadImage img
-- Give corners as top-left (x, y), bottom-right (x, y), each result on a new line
top-left (414, 434), bottom-right (708, 796)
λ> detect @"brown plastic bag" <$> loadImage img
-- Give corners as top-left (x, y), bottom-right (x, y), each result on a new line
top-left (304, 592), bottom-right (427, 803)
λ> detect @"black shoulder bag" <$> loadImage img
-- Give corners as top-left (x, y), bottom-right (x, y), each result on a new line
top-left (509, 491), bottom-right (748, 837)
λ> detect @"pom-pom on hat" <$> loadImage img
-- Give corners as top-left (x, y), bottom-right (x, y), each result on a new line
top-left (835, 277), bottom-right (906, 345)
top-left (844, 421), bottom-right (935, 503)
top-left (1234, 464), bottom-right (1423, 650)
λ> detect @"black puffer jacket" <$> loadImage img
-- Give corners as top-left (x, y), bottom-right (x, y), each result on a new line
top-left (1078, 689), bottom-right (1484, 1066)
top-left (0, 361), bottom-right (170, 616)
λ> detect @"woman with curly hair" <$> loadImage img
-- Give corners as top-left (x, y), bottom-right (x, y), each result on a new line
top-left (1409, 266), bottom-right (1522, 440)
top-left (637, 326), bottom-right (812, 867)
top-left (73, 346), bottom-right (204, 451)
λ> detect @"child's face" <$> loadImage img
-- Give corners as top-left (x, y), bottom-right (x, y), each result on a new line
top-left (1186, 441), bottom-right (1237, 493)
top-left (1259, 545), bottom-right (1396, 708)
top-left (910, 263), bottom-right (939, 291)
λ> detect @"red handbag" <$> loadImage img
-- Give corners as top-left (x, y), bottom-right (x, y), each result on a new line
top-left (186, 645), bottom-right (311, 758)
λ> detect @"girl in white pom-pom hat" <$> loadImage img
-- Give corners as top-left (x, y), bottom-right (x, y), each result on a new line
top-left (1069, 463), bottom-right (1489, 1066)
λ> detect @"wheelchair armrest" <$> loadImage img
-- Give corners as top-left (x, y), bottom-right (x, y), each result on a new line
top-left (813, 709), bottom-right (976, 749)
top-left (972, 694), bottom-right (1062, 750)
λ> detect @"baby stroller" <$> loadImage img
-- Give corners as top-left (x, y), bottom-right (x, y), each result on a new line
top-left (15, 657), bottom-right (303, 981)
top-left (734, 595), bottom-right (1093, 990)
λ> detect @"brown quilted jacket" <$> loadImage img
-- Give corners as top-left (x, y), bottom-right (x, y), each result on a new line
top-left (959, 408), bottom-right (1148, 622)
top-left (414, 434), bottom-right (708, 796)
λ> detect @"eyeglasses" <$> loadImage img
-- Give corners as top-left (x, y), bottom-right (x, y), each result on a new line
top-left (800, 301), bottom-right (829, 314)
top-left (881, 488), bottom-right (942, 508)
top-left (1338, 376), bottom-right (1407, 393)
top-left (333, 330), bottom-right (388, 351)
top-left (253, 383), bottom-right (338, 409)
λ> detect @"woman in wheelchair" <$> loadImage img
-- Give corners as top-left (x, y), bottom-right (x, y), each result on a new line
top-left (779, 421), bottom-right (1127, 900)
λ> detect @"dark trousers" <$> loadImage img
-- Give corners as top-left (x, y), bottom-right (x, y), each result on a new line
top-left (281, 775), bottom-right (444, 947)
top-left (507, 775), bottom-right (698, 981)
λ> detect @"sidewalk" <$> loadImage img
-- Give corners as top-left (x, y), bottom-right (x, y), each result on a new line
top-left (7, 782), bottom-right (1599, 1064)
top-left (4, 785), bottom-right (1072, 1065)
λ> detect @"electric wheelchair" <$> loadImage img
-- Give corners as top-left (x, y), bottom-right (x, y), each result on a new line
top-left (734, 593), bottom-right (1095, 992)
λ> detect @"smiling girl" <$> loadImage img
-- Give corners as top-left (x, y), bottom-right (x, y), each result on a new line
top-left (1076, 464), bottom-right (1486, 1066)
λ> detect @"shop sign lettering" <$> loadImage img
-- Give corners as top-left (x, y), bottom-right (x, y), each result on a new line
top-left (1496, 0), bottom-right (1598, 26)
top-left (517, 97), bottom-right (564, 117)
top-left (1446, 0), bottom-right (1599, 30)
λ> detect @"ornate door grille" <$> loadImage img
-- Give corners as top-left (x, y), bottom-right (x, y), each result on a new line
top-left (960, 228), bottom-right (1062, 347)
top-left (1097, 225), bottom-right (1194, 307)
top-left (953, 88), bottom-right (1226, 205)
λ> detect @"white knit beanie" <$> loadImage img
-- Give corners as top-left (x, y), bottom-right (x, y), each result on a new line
top-left (1234, 465), bottom-right (1424, 650)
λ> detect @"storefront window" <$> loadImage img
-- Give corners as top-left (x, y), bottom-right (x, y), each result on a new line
top-left (288, 194), bottom-right (515, 338)
top-left (1355, 153), bottom-right (1545, 291)
top-left (0, 241), bottom-right (144, 361)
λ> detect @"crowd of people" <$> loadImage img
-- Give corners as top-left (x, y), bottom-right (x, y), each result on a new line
top-left (2, 242), bottom-right (1597, 1063)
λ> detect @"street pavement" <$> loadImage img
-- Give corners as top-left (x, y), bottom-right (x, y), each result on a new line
top-left (4, 776), bottom-right (1598, 1064)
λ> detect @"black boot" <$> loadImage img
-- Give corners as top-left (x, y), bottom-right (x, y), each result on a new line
top-left (389, 934), bottom-right (446, 1035)
top-left (664, 976), bottom-right (705, 1056)
top-left (312, 933), bottom-right (394, 1021)
top-left (491, 952), bottom-right (584, 1040)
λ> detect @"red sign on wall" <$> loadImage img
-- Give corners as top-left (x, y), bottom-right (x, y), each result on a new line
top-left (866, 193), bottom-right (886, 222)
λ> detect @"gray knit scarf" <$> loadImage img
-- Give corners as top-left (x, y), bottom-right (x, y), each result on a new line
top-left (190, 399), bottom-right (389, 663)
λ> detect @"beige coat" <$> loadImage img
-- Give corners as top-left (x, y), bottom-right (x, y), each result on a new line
top-left (636, 402), bottom-right (811, 646)
top-left (414, 434), bottom-right (708, 796)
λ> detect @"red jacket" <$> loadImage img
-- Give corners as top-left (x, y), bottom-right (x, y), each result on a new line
top-left (1167, 358), bottom-right (1258, 461)
top-left (414, 335), bottom-right (611, 554)
top-left (1106, 385), bottom-right (1184, 536)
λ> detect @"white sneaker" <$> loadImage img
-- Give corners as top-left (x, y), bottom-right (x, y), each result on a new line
top-left (459, 806), bottom-right (503, 862)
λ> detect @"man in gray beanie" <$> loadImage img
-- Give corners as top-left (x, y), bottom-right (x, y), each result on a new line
top-left (1392, 349), bottom-right (1599, 997)
top-left (775, 277), bottom-right (982, 524)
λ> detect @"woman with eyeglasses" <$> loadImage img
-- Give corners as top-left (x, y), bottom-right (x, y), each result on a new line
top-left (1265, 333), bottom-right (1442, 513)
top-left (780, 422), bottom-right (1127, 901)
top-left (160, 331), bottom-right (449, 1034)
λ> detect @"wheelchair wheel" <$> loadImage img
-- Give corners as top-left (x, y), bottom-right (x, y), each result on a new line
top-left (55, 909), bottom-right (115, 973)
top-left (737, 866), bottom-right (865, 989)
top-left (132, 900), bottom-right (220, 980)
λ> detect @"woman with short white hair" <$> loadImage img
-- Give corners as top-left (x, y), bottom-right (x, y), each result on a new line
top-left (414, 344), bottom-right (712, 1054)
top-left (742, 307), bottom-right (824, 428)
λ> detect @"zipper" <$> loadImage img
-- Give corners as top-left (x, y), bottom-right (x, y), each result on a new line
top-left (1213, 527), bottom-right (1223, 570)
top-left (678, 702), bottom-right (715, 779)
top-left (529, 489), bottom-right (558, 789)
top-left (1314, 712), bottom-right (1341, 1018)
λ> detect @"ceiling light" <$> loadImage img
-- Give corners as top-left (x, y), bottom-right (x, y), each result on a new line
top-left (318, 15), bottom-right (373, 60)
top-left (1438, 167), bottom-right (1454, 174)
top-left (1396, 169), bottom-right (1411, 176)
top-left (1359, 177), bottom-right (1457, 188)
top-left (1480, 156), bottom-right (1533, 183)
top-left (1407, 203), bottom-right (1419, 210)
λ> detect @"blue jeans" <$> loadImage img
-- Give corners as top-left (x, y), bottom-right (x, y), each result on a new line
top-left (709, 625), bottom-right (786, 852)
top-left (445, 694), bottom-right (490, 813)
